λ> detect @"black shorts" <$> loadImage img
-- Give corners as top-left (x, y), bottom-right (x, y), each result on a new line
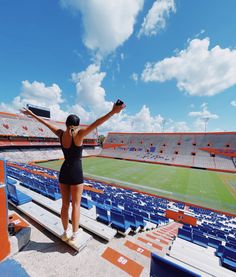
top-left (59, 159), bottom-right (84, 185)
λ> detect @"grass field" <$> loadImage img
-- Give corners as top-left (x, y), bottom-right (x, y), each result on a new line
top-left (36, 157), bottom-right (236, 214)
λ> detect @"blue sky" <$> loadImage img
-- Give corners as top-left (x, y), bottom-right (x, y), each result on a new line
top-left (0, 0), bottom-right (236, 134)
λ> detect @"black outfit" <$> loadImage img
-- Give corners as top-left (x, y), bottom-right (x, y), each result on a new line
top-left (59, 132), bottom-right (84, 185)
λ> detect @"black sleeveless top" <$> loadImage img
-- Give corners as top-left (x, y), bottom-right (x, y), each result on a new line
top-left (59, 132), bottom-right (84, 185)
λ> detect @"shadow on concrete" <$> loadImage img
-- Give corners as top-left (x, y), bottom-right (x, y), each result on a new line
top-left (21, 240), bottom-right (77, 255)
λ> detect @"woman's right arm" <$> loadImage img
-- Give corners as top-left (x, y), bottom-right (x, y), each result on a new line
top-left (21, 108), bottom-right (62, 137)
top-left (79, 103), bottom-right (125, 138)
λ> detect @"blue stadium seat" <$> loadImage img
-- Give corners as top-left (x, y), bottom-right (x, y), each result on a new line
top-left (150, 214), bottom-right (161, 225)
top-left (7, 183), bottom-right (32, 206)
top-left (225, 242), bottom-right (236, 250)
top-left (19, 181), bottom-right (30, 189)
top-left (133, 213), bottom-right (147, 229)
top-left (216, 245), bottom-right (225, 258)
top-left (150, 252), bottom-right (201, 277)
top-left (227, 237), bottom-right (236, 245)
top-left (192, 233), bottom-right (208, 248)
top-left (183, 224), bottom-right (192, 231)
top-left (139, 210), bottom-right (149, 220)
top-left (104, 199), bottom-right (112, 206)
top-left (46, 185), bottom-right (61, 200)
top-left (81, 197), bottom-right (93, 209)
top-left (192, 229), bottom-right (204, 236)
top-left (37, 182), bottom-right (48, 197)
top-left (216, 231), bottom-right (226, 240)
top-left (96, 205), bottom-right (111, 225)
top-left (221, 247), bottom-right (236, 271)
top-left (6, 177), bottom-right (17, 185)
top-left (110, 211), bottom-right (131, 233)
top-left (111, 207), bottom-right (122, 214)
top-left (123, 213), bottom-right (141, 232)
top-left (208, 237), bottom-right (222, 249)
top-left (178, 228), bottom-right (192, 242)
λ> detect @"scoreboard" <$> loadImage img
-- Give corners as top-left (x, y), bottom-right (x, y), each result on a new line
top-left (27, 104), bottom-right (50, 118)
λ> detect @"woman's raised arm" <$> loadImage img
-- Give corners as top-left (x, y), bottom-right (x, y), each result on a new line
top-left (79, 103), bottom-right (125, 138)
top-left (20, 107), bottom-right (62, 137)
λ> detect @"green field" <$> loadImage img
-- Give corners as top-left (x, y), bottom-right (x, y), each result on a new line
top-left (36, 157), bottom-right (236, 214)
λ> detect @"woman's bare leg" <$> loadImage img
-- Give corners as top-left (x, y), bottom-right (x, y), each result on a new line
top-left (71, 184), bottom-right (84, 233)
top-left (59, 183), bottom-right (71, 231)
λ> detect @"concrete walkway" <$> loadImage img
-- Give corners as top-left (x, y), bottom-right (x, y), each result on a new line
top-left (7, 204), bottom-right (151, 277)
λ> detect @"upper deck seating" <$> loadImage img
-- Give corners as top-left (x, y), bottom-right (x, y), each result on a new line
top-left (100, 132), bottom-right (236, 172)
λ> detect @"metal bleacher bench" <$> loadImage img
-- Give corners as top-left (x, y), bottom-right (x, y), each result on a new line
top-left (13, 181), bottom-right (117, 241)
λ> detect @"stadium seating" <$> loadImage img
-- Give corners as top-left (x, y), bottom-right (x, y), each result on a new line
top-left (6, 164), bottom-right (61, 200)
top-left (123, 213), bottom-right (141, 233)
top-left (110, 211), bottom-right (131, 235)
top-left (96, 205), bottom-right (112, 225)
top-left (208, 237), bottom-right (222, 249)
top-left (7, 183), bottom-right (32, 205)
top-left (0, 112), bottom-right (98, 140)
top-left (81, 196), bottom-right (93, 209)
top-left (221, 247), bottom-right (236, 271)
top-left (192, 233), bottom-right (209, 248)
top-left (178, 228), bottom-right (192, 241)
top-left (100, 132), bottom-right (236, 172)
top-left (5, 160), bottom-right (236, 275)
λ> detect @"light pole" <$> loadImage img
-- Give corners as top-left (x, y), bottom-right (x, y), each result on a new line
top-left (161, 118), bottom-right (166, 133)
top-left (202, 117), bottom-right (210, 133)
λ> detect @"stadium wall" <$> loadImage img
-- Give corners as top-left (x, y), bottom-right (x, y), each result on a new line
top-left (99, 155), bottom-right (236, 174)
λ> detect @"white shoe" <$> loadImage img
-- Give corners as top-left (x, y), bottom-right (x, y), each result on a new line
top-left (69, 228), bottom-right (83, 243)
top-left (61, 232), bottom-right (70, 242)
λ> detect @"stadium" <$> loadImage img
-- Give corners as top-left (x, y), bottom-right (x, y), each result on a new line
top-left (0, 108), bottom-right (236, 277)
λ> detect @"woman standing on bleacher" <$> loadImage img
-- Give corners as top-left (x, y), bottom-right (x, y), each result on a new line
top-left (21, 100), bottom-right (125, 244)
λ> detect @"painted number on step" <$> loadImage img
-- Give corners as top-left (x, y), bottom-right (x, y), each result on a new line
top-left (137, 247), bottom-right (144, 253)
top-left (118, 256), bottom-right (128, 265)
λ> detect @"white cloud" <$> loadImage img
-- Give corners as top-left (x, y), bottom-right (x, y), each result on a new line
top-left (141, 37), bottom-right (236, 96)
top-left (188, 103), bottom-right (218, 131)
top-left (165, 121), bottom-right (190, 133)
top-left (131, 72), bottom-right (138, 82)
top-left (231, 100), bottom-right (236, 107)
top-left (97, 104), bottom-right (190, 134)
top-left (189, 102), bottom-right (218, 119)
top-left (71, 64), bottom-right (113, 116)
top-left (20, 80), bottom-right (63, 106)
top-left (0, 80), bottom-right (68, 121)
top-left (97, 105), bottom-right (162, 134)
top-left (70, 64), bottom-right (189, 133)
top-left (138, 0), bottom-right (176, 38)
top-left (60, 0), bottom-right (144, 57)
top-left (0, 66), bottom-right (191, 134)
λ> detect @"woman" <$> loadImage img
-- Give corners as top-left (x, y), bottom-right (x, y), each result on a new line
top-left (21, 102), bottom-right (125, 243)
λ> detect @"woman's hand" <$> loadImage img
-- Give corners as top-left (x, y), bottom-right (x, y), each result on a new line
top-left (112, 103), bottom-right (126, 114)
top-left (20, 107), bottom-right (35, 117)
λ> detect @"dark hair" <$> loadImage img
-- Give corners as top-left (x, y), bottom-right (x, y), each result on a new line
top-left (66, 114), bottom-right (80, 127)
